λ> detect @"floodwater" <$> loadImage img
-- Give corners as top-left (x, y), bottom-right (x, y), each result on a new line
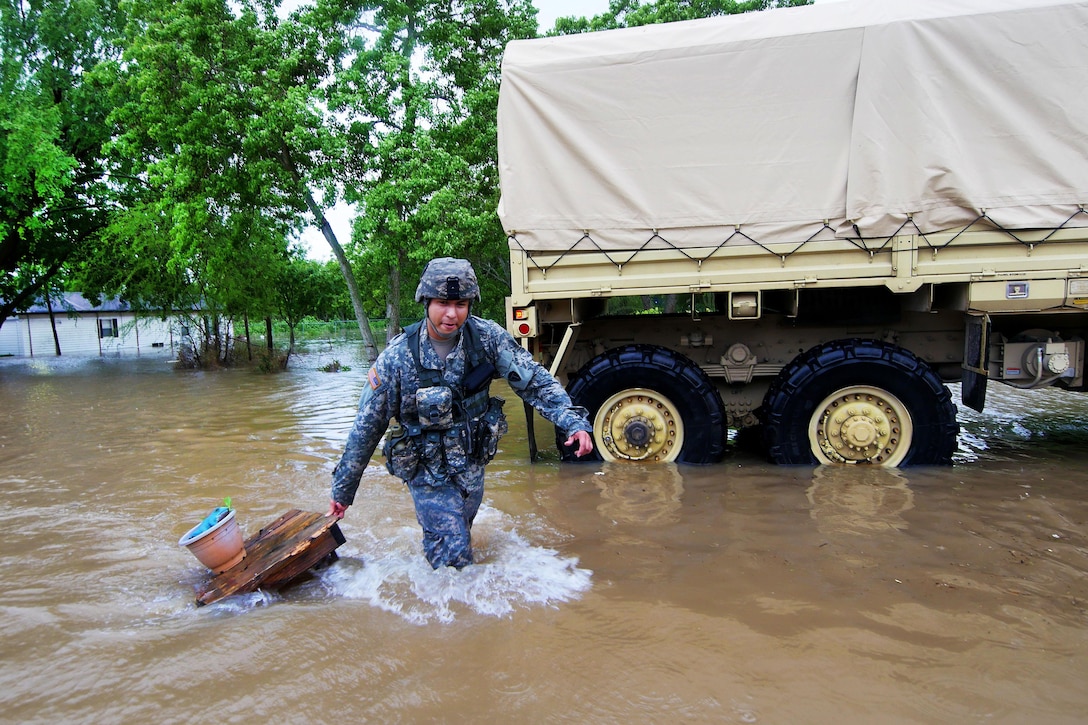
top-left (1, 346), bottom-right (1087, 724)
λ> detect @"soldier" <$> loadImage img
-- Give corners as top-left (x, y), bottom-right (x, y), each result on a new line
top-left (327, 257), bottom-right (594, 569)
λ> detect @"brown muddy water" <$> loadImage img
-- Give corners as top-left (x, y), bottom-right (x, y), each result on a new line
top-left (1, 346), bottom-right (1087, 724)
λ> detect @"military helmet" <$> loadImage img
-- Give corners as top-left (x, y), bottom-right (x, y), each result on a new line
top-left (414, 257), bottom-right (481, 302)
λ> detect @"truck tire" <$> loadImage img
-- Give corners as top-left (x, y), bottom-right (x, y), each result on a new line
top-left (760, 339), bottom-right (958, 466)
top-left (562, 344), bottom-right (727, 464)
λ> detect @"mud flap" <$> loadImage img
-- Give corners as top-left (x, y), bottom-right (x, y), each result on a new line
top-left (962, 314), bottom-right (989, 413)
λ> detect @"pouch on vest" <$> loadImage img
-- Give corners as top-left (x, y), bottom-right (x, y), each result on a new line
top-left (382, 419), bottom-right (420, 479)
top-left (473, 396), bottom-right (509, 463)
top-left (416, 386), bottom-right (454, 430)
top-left (462, 361), bottom-right (496, 396)
top-left (443, 423), bottom-right (471, 474)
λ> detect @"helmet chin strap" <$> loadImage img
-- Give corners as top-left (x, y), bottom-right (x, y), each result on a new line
top-left (424, 299), bottom-right (467, 341)
top-left (426, 316), bottom-right (461, 342)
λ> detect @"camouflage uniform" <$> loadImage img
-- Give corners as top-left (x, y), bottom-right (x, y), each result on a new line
top-left (330, 261), bottom-right (590, 569)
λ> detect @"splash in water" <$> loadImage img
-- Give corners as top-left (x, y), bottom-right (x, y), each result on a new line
top-left (318, 505), bottom-right (592, 624)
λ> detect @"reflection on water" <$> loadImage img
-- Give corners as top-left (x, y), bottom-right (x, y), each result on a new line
top-left (807, 465), bottom-right (913, 534)
top-left (593, 462), bottom-right (684, 526)
top-left (3, 351), bottom-right (1088, 723)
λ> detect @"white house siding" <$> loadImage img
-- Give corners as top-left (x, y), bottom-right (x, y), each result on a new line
top-left (0, 318), bottom-right (26, 356)
top-left (0, 312), bottom-right (178, 358)
top-left (98, 315), bottom-right (176, 355)
top-left (0, 294), bottom-right (240, 358)
top-left (28, 313), bottom-right (100, 355)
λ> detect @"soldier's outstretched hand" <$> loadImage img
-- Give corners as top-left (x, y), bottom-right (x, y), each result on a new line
top-left (565, 430), bottom-right (594, 458)
top-left (327, 500), bottom-right (348, 519)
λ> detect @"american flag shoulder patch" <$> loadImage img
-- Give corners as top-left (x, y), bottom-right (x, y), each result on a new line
top-left (368, 367), bottom-right (382, 390)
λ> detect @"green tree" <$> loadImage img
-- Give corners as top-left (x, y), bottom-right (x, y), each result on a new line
top-left (102, 0), bottom-right (382, 360)
top-left (313, 258), bottom-right (355, 320)
top-left (340, 0), bottom-right (811, 333)
top-left (276, 255), bottom-right (330, 356)
top-left (335, 0), bottom-right (536, 337)
top-left (550, 0), bottom-right (811, 34)
top-left (0, 0), bottom-right (122, 329)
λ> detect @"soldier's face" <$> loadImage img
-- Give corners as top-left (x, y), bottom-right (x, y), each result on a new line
top-left (427, 298), bottom-right (470, 338)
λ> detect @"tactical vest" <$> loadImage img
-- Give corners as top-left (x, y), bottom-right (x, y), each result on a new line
top-left (404, 317), bottom-right (493, 428)
top-left (382, 318), bottom-right (508, 477)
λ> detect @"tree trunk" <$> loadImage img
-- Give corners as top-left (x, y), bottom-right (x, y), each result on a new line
top-left (213, 313), bottom-right (223, 363)
top-left (278, 145), bottom-right (379, 363)
top-left (265, 316), bottom-right (274, 352)
top-left (47, 294), bottom-right (61, 356)
top-left (314, 205), bottom-right (379, 362)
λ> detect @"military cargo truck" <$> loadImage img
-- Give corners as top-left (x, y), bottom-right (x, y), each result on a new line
top-left (497, 0), bottom-right (1088, 466)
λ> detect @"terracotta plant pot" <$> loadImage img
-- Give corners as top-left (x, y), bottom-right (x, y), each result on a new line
top-left (179, 509), bottom-right (246, 573)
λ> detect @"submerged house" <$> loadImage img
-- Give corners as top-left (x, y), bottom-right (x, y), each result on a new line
top-left (0, 293), bottom-right (189, 358)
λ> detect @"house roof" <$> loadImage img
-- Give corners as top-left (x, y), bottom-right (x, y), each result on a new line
top-left (22, 293), bottom-right (131, 315)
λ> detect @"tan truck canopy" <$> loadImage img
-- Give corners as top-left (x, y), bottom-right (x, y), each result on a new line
top-left (497, 0), bottom-right (1088, 252)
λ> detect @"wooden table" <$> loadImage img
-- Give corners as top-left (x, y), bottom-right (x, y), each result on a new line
top-left (196, 509), bottom-right (345, 606)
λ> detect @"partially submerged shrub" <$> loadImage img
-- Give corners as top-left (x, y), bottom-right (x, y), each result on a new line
top-left (319, 360), bottom-right (351, 373)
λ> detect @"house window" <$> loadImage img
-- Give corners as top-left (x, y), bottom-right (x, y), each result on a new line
top-left (99, 318), bottom-right (119, 338)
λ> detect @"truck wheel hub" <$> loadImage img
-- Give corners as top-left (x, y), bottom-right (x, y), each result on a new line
top-left (623, 417), bottom-right (654, 447)
top-left (595, 388), bottom-right (684, 462)
top-left (841, 416), bottom-right (878, 447)
top-left (809, 386), bottom-right (912, 465)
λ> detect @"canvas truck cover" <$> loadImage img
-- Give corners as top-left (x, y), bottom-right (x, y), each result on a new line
top-left (497, 0), bottom-right (1088, 253)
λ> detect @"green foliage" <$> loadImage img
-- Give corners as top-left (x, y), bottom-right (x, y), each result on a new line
top-left (2, 0), bottom-right (810, 344)
top-left (0, 0), bottom-right (123, 327)
top-left (312, 259), bottom-right (357, 320)
top-left (76, 0), bottom-right (341, 361)
top-left (550, 0), bottom-right (811, 34)
top-left (276, 254), bottom-right (343, 351)
top-left (604, 293), bottom-right (720, 316)
top-left (270, 316), bottom-right (387, 344)
top-left (319, 359), bottom-right (351, 372)
top-left (254, 347), bottom-right (290, 373)
top-left (98, 0), bottom-right (381, 359)
top-left (336, 0), bottom-right (536, 332)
